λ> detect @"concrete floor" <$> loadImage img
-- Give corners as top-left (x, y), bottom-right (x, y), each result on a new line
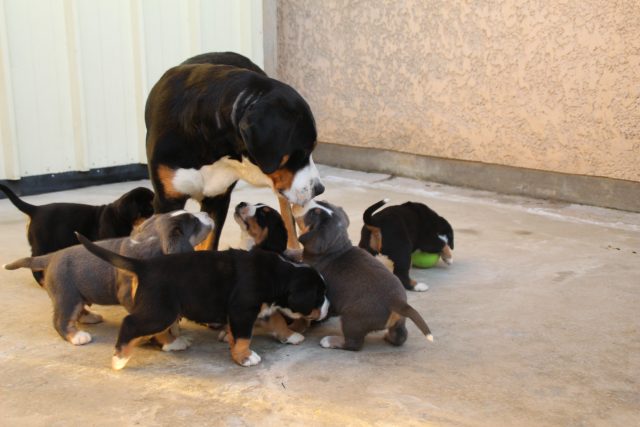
top-left (0, 165), bottom-right (638, 426)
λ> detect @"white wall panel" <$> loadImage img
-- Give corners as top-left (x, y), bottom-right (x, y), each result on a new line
top-left (0, 0), bottom-right (264, 179)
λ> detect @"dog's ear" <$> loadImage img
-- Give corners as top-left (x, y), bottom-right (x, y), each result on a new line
top-left (298, 227), bottom-right (317, 246)
top-left (162, 227), bottom-right (193, 254)
top-left (239, 113), bottom-right (287, 174)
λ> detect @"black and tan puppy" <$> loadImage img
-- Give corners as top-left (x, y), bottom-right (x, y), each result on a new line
top-left (146, 51), bottom-right (324, 251)
top-left (4, 211), bottom-right (213, 346)
top-left (76, 233), bottom-right (329, 369)
top-left (0, 183), bottom-right (154, 284)
top-left (294, 200), bottom-right (433, 351)
top-left (233, 201), bottom-right (307, 344)
top-left (359, 199), bottom-right (454, 292)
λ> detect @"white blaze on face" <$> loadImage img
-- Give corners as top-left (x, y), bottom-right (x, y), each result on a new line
top-left (281, 156), bottom-right (323, 206)
top-left (292, 199), bottom-right (333, 218)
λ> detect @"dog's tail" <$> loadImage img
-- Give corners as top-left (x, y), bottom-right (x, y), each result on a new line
top-left (3, 255), bottom-right (50, 271)
top-left (362, 199), bottom-right (389, 226)
top-left (75, 232), bottom-right (141, 274)
top-left (393, 302), bottom-right (434, 342)
top-left (0, 184), bottom-right (37, 216)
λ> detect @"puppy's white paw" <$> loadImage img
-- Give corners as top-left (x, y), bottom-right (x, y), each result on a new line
top-left (241, 351), bottom-right (262, 367)
top-left (413, 282), bottom-right (429, 292)
top-left (442, 256), bottom-right (453, 265)
top-left (162, 335), bottom-right (192, 352)
top-left (69, 330), bottom-right (92, 345)
top-left (218, 330), bottom-right (229, 343)
top-left (284, 332), bottom-right (305, 345)
top-left (112, 354), bottom-right (131, 370)
top-left (79, 311), bottom-right (103, 324)
top-left (320, 336), bottom-right (332, 348)
top-left (320, 336), bottom-right (344, 349)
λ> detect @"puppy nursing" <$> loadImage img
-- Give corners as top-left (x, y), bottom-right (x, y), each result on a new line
top-left (294, 200), bottom-right (434, 351)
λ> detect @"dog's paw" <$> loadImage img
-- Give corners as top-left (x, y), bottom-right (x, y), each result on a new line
top-left (319, 335), bottom-right (344, 349)
top-left (413, 282), bottom-right (429, 292)
top-left (284, 332), bottom-right (305, 345)
top-left (112, 354), bottom-right (131, 370)
top-left (218, 330), bottom-right (229, 343)
top-left (69, 330), bottom-right (92, 345)
top-left (162, 335), bottom-right (192, 352)
top-left (79, 311), bottom-right (103, 324)
top-left (241, 351), bottom-right (262, 367)
top-left (442, 256), bottom-right (453, 265)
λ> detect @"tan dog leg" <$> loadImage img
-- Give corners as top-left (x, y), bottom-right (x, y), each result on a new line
top-left (153, 322), bottom-right (192, 351)
top-left (194, 230), bottom-right (214, 251)
top-left (441, 244), bottom-right (453, 264)
top-left (227, 329), bottom-right (261, 367)
top-left (278, 195), bottom-right (300, 250)
top-left (262, 312), bottom-right (304, 344)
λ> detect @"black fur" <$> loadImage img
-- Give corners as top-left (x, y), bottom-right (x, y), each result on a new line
top-left (0, 184), bottom-right (154, 284)
top-left (359, 200), bottom-right (454, 290)
top-left (76, 233), bottom-right (327, 367)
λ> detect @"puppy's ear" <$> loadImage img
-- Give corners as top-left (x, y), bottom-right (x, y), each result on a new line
top-left (162, 227), bottom-right (193, 254)
top-left (298, 228), bottom-right (317, 246)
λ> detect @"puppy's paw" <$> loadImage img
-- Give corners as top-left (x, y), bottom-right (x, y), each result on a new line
top-left (320, 335), bottom-right (344, 349)
top-left (442, 256), bottom-right (453, 265)
top-left (69, 330), bottom-right (92, 345)
top-left (241, 351), bottom-right (262, 367)
top-left (284, 332), bottom-right (305, 345)
top-left (112, 354), bottom-right (131, 370)
top-left (413, 282), bottom-right (429, 292)
top-left (79, 311), bottom-right (103, 324)
top-left (218, 330), bottom-right (229, 343)
top-left (162, 335), bottom-right (192, 352)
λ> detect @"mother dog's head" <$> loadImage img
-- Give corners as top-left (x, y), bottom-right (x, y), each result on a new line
top-left (237, 83), bottom-right (324, 206)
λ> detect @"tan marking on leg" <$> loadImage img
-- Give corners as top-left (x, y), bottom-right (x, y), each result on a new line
top-left (194, 230), bottom-right (214, 251)
top-left (367, 225), bottom-right (383, 253)
top-left (157, 165), bottom-right (183, 199)
top-left (385, 311), bottom-right (403, 329)
top-left (375, 254), bottom-right (395, 272)
top-left (441, 244), bottom-right (453, 263)
top-left (263, 312), bottom-right (296, 343)
top-left (230, 338), bottom-right (253, 365)
top-left (410, 279), bottom-right (417, 288)
top-left (278, 195), bottom-right (300, 250)
top-left (130, 275), bottom-right (139, 301)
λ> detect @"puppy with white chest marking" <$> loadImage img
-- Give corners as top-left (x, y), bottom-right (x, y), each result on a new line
top-left (3, 211), bottom-right (213, 346)
top-left (75, 233), bottom-right (329, 369)
top-left (294, 201), bottom-right (434, 351)
top-left (0, 184), bottom-right (154, 285)
top-left (359, 199), bottom-right (454, 291)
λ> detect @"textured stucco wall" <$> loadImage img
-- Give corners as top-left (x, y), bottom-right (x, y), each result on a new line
top-left (277, 0), bottom-right (640, 182)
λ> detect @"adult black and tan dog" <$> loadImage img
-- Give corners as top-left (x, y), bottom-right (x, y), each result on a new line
top-left (145, 52), bottom-right (324, 250)
top-left (0, 183), bottom-right (154, 284)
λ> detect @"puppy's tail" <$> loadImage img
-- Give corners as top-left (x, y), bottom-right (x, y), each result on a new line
top-left (75, 232), bottom-right (140, 274)
top-left (393, 302), bottom-right (434, 342)
top-left (3, 255), bottom-right (49, 271)
top-left (0, 184), bottom-right (37, 216)
top-left (362, 199), bottom-right (389, 226)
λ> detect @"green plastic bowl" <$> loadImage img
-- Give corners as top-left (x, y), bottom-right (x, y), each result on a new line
top-left (411, 251), bottom-right (440, 268)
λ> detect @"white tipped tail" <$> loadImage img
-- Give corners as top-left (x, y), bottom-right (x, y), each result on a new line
top-left (427, 334), bottom-right (434, 342)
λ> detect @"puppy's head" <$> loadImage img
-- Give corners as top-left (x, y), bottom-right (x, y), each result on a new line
top-left (112, 187), bottom-right (155, 227)
top-left (234, 202), bottom-right (287, 253)
top-left (131, 210), bottom-right (214, 254)
top-left (436, 217), bottom-right (454, 264)
top-left (293, 200), bottom-right (351, 255)
top-left (238, 87), bottom-right (324, 205)
top-left (278, 262), bottom-right (329, 322)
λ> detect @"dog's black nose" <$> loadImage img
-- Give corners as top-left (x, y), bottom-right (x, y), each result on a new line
top-left (312, 182), bottom-right (325, 197)
top-left (235, 202), bottom-right (247, 214)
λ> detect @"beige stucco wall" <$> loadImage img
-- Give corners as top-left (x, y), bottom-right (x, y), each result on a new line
top-left (277, 0), bottom-right (640, 183)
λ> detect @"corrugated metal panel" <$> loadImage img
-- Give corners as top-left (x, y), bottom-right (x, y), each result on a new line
top-left (0, 0), bottom-right (264, 179)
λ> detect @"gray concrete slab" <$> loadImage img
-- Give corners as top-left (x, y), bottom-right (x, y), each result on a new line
top-left (1, 166), bottom-right (638, 426)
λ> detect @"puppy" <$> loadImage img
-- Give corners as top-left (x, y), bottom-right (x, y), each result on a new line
top-left (294, 200), bottom-right (433, 351)
top-left (76, 233), bottom-right (329, 369)
top-left (0, 184), bottom-right (154, 284)
top-left (233, 201), bottom-right (308, 344)
top-left (4, 211), bottom-right (213, 346)
top-left (359, 199), bottom-right (454, 291)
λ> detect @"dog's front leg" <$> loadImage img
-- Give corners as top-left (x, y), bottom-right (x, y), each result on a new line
top-left (228, 311), bottom-right (261, 367)
top-left (278, 195), bottom-right (300, 250)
